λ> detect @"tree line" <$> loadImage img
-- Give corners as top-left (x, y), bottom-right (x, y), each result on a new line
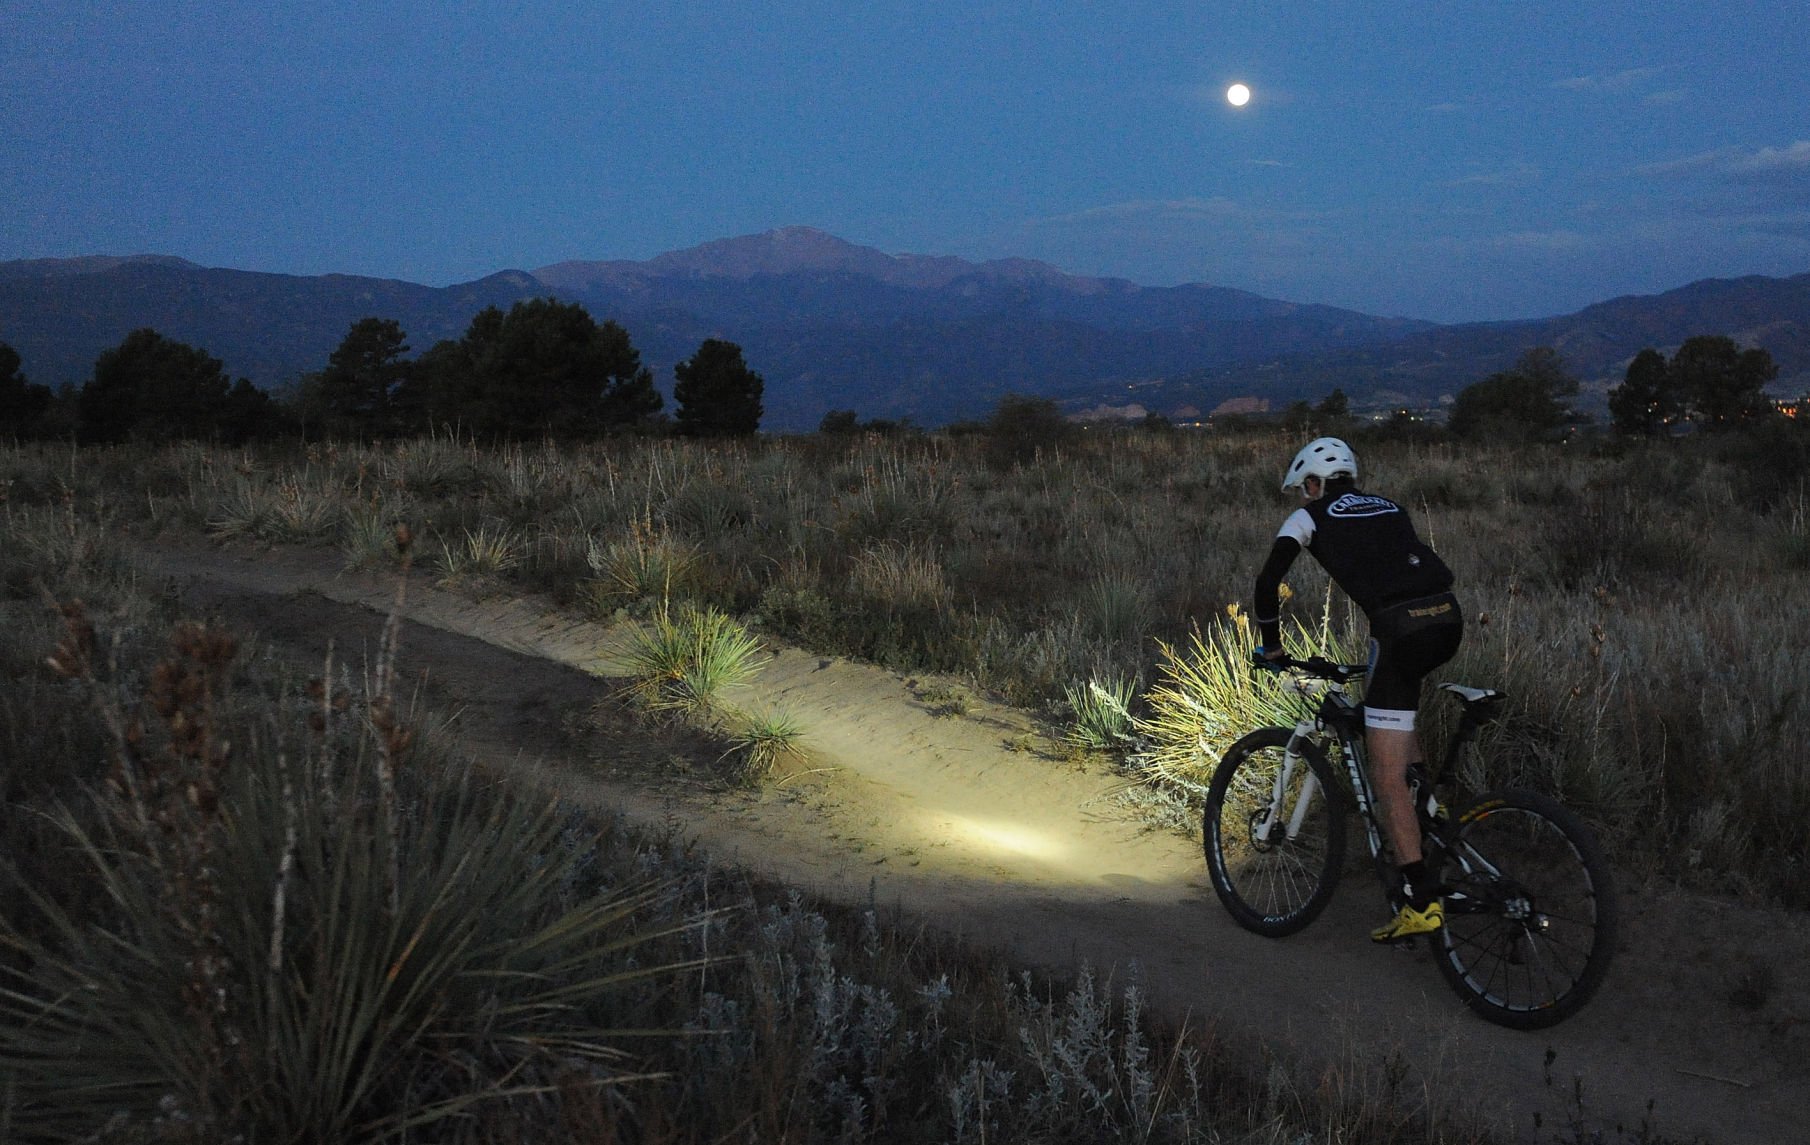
top-left (1347, 336), bottom-right (1785, 441)
top-left (0, 307), bottom-right (1795, 446)
top-left (0, 299), bottom-right (765, 443)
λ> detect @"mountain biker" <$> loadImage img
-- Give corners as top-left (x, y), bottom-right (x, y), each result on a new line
top-left (1252, 437), bottom-right (1463, 942)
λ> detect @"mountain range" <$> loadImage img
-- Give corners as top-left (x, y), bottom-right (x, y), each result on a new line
top-left (2, 226), bottom-right (1806, 429)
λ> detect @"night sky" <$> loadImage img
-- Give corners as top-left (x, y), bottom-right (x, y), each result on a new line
top-left (5, 1), bottom-right (1807, 322)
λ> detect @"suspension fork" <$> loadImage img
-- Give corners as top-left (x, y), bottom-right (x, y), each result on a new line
top-left (1253, 721), bottom-right (1322, 844)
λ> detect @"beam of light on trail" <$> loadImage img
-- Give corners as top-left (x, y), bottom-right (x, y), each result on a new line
top-left (939, 814), bottom-right (1067, 861)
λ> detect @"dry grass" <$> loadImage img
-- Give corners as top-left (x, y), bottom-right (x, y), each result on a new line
top-left (0, 473), bottom-right (1537, 1144)
top-left (5, 427), bottom-right (1807, 908)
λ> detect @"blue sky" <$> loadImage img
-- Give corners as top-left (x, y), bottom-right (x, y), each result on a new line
top-left (4, 1), bottom-right (1807, 322)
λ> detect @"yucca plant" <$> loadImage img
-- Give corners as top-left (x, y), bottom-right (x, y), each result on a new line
top-left (205, 478), bottom-right (278, 541)
top-left (1133, 605), bottom-right (1361, 793)
top-left (1082, 571), bottom-right (1153, 646)
top-left (435, 523), bottom-right (522, 585)
top-left (0, 611), bottom-right (706, 1144)
top-left (1063, 673), bottom-right (1139, 756)
top-left (339, 503), bottom-right (412, 570)
top-left (620, 603), bottom-right (767, 720)
top-left (583, 515), bottom-right (700, 612)
top-left (207, 477), bottom-right (341, 544)
top-left (721, 706), bottom-right (808, 782)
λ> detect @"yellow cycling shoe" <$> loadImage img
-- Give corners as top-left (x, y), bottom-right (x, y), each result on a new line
top-left (1370, 900), bottom-right (1443, 943)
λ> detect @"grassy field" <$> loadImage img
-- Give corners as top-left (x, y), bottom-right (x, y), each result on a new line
top-left (12, 424), bottom-right (1807, 899)
top-left (2, 423), bottom-right (1802, 1140)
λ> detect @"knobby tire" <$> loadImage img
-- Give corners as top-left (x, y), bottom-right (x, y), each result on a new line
top-left (1204, 727), bottom-right (1346, 936)
top-left (1432, 788), bottom-right (1617, 1029)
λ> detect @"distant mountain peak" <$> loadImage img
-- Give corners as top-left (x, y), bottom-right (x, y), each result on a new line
top-left (643, 226), bottom-right (894, 280)
top-left (534, 226), bottom-right (1089, 293)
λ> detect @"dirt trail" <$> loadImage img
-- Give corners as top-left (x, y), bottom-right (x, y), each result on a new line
top-left (142, 540), bottom-right (1808, 1145)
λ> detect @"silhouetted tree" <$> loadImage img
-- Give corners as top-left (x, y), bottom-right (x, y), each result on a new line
top-left (1670, 335), bottom-right (1776, 429)
top-left (78, 328), bottom-right (234, 443)
top-left (0, 342), bottom-right (52, 438)
top-left (983, 393), bottom-right (1073, 467)
top-left (1608, 348), bottom-right (1683, 437)
top-left (219, 378), bottom-right (284, 444)
top-left (1447, 346), bottom-right (1580, 440)
top-left (819, 409), bottom-right (861, 435)
top-left (311, 317), bottom-right (410, 437)
top-left (396, 325), bottom-right (489, 435)
top-left (673, 339), bottom-right (764, 437)
top-left (396, 301), bottom-right (661, 438)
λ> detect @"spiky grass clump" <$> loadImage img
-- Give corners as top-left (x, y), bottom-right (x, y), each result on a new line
top-left (721, 705), bottom-right (808, 782)
top-left (339, 502), bottom-right (415, 570)
top-left (621, 603), bottom-right (767, 720)
top-left (849, 540), bottom-right (950, 613)
top-left (1083, 571), bottom-right (1154, 645)
top-left (434, 523), bottom-right (522, 586)
top-left (207, 476), bottom-right (341, 544)
top-left (0, 607), bottom-right (705, 1144)
top-left (1064, 673), bottom-right (1139, 756)
top-left (1133, 608), bottom-right (1361, 794)
top-left (583, 515), bottom-right (701, 613)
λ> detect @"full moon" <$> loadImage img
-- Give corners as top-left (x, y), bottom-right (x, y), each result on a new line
top-left (1226, 83), bottom-right (1251, 107)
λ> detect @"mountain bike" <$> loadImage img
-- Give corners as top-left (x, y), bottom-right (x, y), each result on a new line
top-left (1202, 653), bottom-right (1617, 1029)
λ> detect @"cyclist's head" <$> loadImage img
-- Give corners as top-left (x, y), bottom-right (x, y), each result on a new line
top-left (1281, 437), bottom-right (1357, 494)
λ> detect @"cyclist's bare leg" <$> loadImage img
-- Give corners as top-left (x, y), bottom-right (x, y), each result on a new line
top-left (1367, 726), bottom-right (1423, 865)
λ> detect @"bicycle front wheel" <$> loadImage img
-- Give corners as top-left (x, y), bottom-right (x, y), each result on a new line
top-left (1204, 727), bottom-right (1346, 936)
top-left (1433, 789), bottom-right (1617, 1029)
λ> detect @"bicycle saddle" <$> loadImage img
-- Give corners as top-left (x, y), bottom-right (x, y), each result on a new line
top-left (1437, 683), bottom-right (1499, 703)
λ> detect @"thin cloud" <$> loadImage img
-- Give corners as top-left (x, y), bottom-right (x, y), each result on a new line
top-left (1637, 141), bottom-right (1810, 180)
top-left (1634, 141), bottom-right (1810, 227)
top-left (1489, 229), bottom-right (1592, 251)
top-left (1635, 148), bottom-right (1736, 177)
top-left (1724, 210), bottom-right (1810, 238)
top-left (1447, 161), bottom-right (1541, 188)
top-left (1554, 66), bottom-right (1664, 93)
top-left (1042, 198), bottom-right (1242, 225)
top-left (1730, 140), bottom-right (1810, 174)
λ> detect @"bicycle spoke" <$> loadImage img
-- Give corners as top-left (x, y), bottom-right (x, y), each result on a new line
top-left (1433, 791), bottom-right (1617, 1028)
top-left (1205, 728), bottom-right (1345, 937)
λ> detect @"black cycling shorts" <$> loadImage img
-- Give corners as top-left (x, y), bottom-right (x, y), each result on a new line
top-left (1364, 592), bottom-right (1463, 724)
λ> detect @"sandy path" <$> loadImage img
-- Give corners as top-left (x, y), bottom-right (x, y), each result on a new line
top-left (141, 540), bottom-right (1808, 1145)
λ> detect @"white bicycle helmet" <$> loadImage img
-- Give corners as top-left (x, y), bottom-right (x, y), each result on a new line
top-left (1281, 437), bottom-right (1357, 492)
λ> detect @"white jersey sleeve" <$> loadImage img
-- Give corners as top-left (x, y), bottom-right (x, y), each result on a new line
top-left (1278, 507), bottom-right (1315, 548)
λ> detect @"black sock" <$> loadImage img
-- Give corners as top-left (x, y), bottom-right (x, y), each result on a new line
top-left (1400, 860), bottom-right (1433, 909)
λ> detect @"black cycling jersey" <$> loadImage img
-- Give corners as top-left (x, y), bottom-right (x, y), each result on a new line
top-left (1254, 481), bottom-right (1453, 650)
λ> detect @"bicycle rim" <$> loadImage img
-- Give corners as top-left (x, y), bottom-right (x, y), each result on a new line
top-left (1204, 727), bottom-right (1345, 937)
top-left (1433, 790), bottom-right (1617, 1029)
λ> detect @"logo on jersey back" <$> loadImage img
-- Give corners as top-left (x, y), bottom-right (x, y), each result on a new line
top-left (1326, 493), bottom-right (1400, 518)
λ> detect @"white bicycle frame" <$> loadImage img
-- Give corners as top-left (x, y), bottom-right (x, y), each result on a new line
top-left (1253, 719), bottom-right (1325, 846)
top-left (1255, 667), bottom-right (1508, 894)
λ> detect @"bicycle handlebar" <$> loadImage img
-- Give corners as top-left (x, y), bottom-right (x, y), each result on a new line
top-left (1249, 650), bottom-right (1368, 683)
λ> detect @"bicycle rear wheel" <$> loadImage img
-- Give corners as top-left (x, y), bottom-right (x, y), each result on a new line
top-left (1204, 727), bottom-right (1346, 936)
top-left (1432, 789), bottom-right (1617, 1029)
